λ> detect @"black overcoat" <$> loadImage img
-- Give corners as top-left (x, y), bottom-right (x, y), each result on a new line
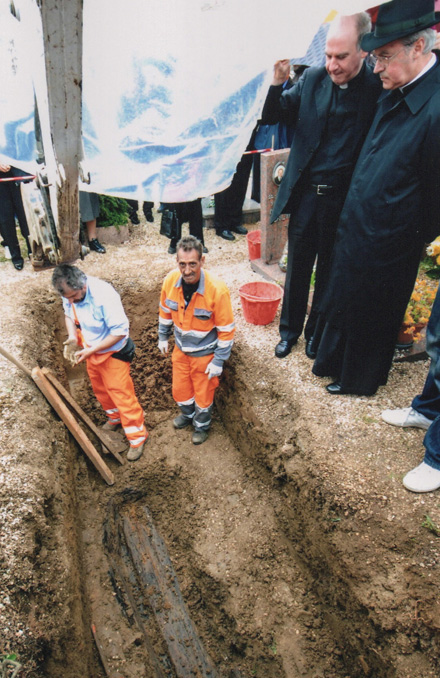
top-left (314, 56), bottom-right (440, 394)
top-left (261, 64), bottom-right (382, 224)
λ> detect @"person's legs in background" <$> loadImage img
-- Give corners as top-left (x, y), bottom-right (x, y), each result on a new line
top-left (0, 183), bottom-right (25, 269)
top-left (142, 201), bottom-right (154, 222)
top-left (80, 192), bottom-right (106, 254)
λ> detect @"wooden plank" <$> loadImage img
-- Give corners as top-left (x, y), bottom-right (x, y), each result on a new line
top-left (121, 505), bottom-right (219, 678)
top-left (42, 368), bottom-right (126, 462)
top-left (91, 623), bottom-right (126, 678)
top-left (104, 497), bottom-right (219, 677)
top-left (32, 367), bottom-right (114, 485)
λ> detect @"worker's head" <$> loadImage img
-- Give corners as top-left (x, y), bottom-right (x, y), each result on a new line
top-left (360, 0), bottom-right (438, 91)
top-left (176, 235), bottom-right (204, 285)
top-left (52, 264), bottom-right (87, 303)
top-left (325, 12), bottom-right (371, 86)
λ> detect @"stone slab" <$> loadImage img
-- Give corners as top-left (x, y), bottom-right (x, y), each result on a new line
top-left (96, 224), bottom-right (130, 245)
top-left (202, 197), bottom-right (260, 230)
top-left (260, 149), bottom-right (289, 264)
top-left (394, 327), bottom-right (428, 363)
top-left (250, 258), bottom-right (286, 286)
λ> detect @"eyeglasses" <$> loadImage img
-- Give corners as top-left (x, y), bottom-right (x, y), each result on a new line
top-left (369, 46), bottom-right (406, 67)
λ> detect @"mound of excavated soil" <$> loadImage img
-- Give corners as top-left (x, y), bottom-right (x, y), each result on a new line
top-left (0, 214), bottom-right (439, 678)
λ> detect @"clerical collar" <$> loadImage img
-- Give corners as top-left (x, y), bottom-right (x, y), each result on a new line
top-left (400, 53), bottom-right (437, 93)
top-left (336, 62), bottom-right (365, 90)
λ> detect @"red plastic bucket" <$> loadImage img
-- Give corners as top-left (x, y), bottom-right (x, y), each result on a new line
top-left (238, 281), bottom-right (283, 325)
top-left (246, 230), bottom-right (261, 260)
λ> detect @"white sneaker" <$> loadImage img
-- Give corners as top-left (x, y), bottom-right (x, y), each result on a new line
top-left (381, 407), bottom-right (432, 430)
top-left (403, 462), bottom-right (440, 493)
top-left (4, 246), bottom-right (11, 259)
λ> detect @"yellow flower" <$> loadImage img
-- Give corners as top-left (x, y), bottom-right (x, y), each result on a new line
top-left (427, 236), bottom-right (440, 257)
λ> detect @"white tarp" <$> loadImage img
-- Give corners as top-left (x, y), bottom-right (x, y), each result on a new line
top-left (0, 0), bottom-right (382, 203)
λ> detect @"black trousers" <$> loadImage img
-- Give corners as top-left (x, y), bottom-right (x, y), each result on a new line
top-left (279, 187), bottom-right (345, 344)
top-left (166, 199), bottom-right (204, 248)
top-left (0, 179), bottom-right (30, 264)
top-left (126, 199), bottom-right (154, 218)
top-left (214, 150), bottom-right (254, 233)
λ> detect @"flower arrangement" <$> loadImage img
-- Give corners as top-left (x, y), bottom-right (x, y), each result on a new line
top-left (404, 278), bottom-right (437, 325)
top-left (399, 277), bottom-right (438, 345)
top-left (427, 235), bottom-right (440, 263)
top-left (422, 235), bottom-right (440, 279)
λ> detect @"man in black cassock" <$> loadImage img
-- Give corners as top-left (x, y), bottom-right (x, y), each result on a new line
top-left (312, 0), bottom-right (440, 396)
top-left (261, 13), bottom-right (381, 360)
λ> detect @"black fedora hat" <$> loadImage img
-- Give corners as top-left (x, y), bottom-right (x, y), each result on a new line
top-left (361, 0), bottom-right (440, 52)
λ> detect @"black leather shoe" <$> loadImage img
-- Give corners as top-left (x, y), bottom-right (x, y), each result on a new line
top-left (129, 211), bottom-right (140, 225)
top-left (144, 210), bottom-right (154, 222)
top-left (89, 238), bottom-right (106, 254)
top-left (275, 340), bottom-right (296, 358)
top-left (13, 260), bottom-right (24, 270)
top-left (202, 245), bottom-right (209, 253)
top-left (168, 244), bottom-right (177, 254)
top-left (217, 229), bottom-right (235, 241)
top-left (305, 337), bottom-right (317, 360)
top-left (231, 224), bottom-right (248, 235)
top-left (326, 382), bottom-right (346, 395)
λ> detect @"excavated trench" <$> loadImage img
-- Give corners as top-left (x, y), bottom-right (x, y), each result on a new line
top-left (14, 275), bottom-right (439, 678)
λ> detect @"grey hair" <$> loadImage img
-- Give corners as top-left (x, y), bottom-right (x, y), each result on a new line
top-left (355, 12), bottom-right (372, 50)
top-left (176, 235), bottom-right (203, 260)
top-left (402, 28), bottom-right (436, 54)
top-left (52, 264), bottom-right (87, 294)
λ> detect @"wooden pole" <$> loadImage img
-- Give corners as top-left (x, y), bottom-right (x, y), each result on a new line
top-left (39, 0), bottom-right (82, 262)
top-left (32, 367), bottom-right (115, 485)
top-left (0, 345), bottom-right (33, 379)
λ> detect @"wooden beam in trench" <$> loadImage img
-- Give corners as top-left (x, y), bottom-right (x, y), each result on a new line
top-left (32, 367), bottom-right (115, 485)
top-left (41, 368), bottom-right (126, 462)
top-left (105, 498), bottom-right (219, 678)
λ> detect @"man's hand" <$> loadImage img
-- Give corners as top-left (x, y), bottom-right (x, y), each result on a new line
top-left (158, 339), bottom-right (169, 355)
top-left (272, 59), bottom-right (290, 86)
top-left (63, 338), bottom-right (81, 366)
top-left (75, 346), bottom-right (96, 364)
top-left (205, 361), bottom-right (223, 380)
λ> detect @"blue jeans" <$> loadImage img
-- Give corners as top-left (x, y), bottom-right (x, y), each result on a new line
top-left (412, 287), bottom-right (440, 469)
top-left (412, 286), bottom-right (440, 420)
top-left (424, 415), bottom-right (440, 470)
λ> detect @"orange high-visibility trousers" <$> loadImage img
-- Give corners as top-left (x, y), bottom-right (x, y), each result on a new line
top-left (86, 351), bottom-right (147, 447)
top-left (172, 347), bottom-right (219, 408)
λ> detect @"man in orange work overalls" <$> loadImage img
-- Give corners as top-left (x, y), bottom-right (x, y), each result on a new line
top-left (52, 264), bottom-right (148, 461)
top-left (158, 235), bottom-right (235, 445)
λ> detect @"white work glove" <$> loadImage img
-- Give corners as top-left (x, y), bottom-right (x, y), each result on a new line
top-left (158, 339), bottom-right (169, 355)
top-left (205, 361), bottom-right (223, 380)
top-left (63, 338), bottom-right (81, 366)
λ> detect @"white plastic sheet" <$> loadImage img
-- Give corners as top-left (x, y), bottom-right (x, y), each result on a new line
top-left (0, 0), bottom-right (383, 202)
